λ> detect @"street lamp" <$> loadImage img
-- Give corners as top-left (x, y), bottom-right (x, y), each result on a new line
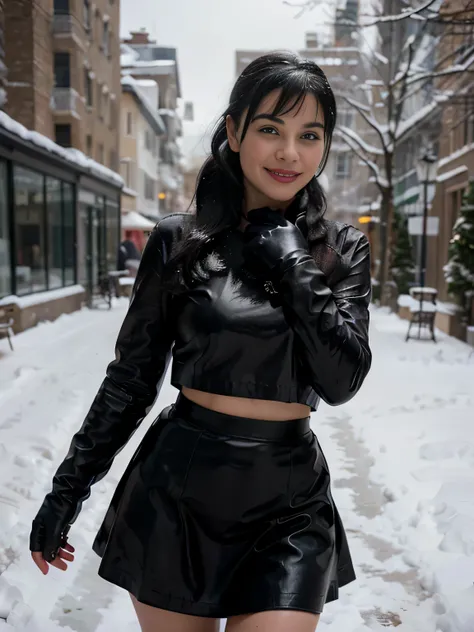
top-left (415, 149), bottom-right (438, 289)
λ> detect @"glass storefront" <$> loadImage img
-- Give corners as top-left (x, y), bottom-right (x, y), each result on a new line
top-left (0, 155), bottom-right (119, 301)
top-left (14, 166), bottom-right (47, 295)
top-left (0, 165), bottom-right (79, 297)
top-left (0, 161), bottom-right (11, 298)
top-left (77, 188), bottom-right (121, 299)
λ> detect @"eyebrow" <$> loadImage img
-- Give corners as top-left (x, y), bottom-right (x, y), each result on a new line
top-left (251, 113), bottom-right (325, 129)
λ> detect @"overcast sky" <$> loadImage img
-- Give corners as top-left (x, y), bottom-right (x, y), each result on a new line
top-left (121, 0), bottom-right (335, 158)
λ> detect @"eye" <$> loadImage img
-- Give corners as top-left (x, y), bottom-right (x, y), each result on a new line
top-left (259, 126), bottom-right (279, 135)
top-left (302, 132), bottom-right (320, 141)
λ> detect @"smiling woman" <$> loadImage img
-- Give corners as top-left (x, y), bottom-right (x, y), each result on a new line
top-left (30, 52), bottom-right (371, 632)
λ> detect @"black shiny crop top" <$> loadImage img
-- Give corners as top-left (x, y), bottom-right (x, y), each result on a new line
top-left (103, 211), bottom-right (372, 415)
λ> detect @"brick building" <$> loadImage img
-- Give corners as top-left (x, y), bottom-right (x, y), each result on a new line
top-left (3, 0), bottom-right (121, 171)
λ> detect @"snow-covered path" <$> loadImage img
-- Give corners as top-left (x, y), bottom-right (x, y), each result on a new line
top-left (0, 303), bottom-right (473, 631)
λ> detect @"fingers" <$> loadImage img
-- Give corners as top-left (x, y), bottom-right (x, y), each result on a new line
top-left (31, 543), bottom-right (75, 574)
top-left (58, 547), bottom-right (75, 563)
top-left (31, 552), bottom-right (49, 575)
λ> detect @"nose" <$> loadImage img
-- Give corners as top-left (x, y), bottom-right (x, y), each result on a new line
top-left (275, 138), bottom-right (299, 163)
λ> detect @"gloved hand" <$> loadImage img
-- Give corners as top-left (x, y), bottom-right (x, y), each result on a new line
top-left (30, 493), bottom-right (74, 564)
top-left (242, 208), bottom-right (309, 281)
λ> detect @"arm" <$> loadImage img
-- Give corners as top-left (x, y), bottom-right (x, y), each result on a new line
top-left (242, 209), bottom-right (372, 406)
top-left (30, 222), bottom-right (175, 561)
top-left (278, 230), bottom-right (372, 405)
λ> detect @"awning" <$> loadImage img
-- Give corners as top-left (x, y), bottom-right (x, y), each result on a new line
top-left (121, 211), bottom-right (156, 230)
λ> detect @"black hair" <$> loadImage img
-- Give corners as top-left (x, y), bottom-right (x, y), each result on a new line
top-left (164, 50), bottom-right (337, 290)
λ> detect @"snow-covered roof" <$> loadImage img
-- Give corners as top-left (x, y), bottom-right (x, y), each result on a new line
top-left (0, 112), bottom-right (123, 187)
top-left (121, 210), bottom-right (156, 230)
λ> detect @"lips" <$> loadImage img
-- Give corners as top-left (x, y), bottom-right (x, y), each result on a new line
top-left (265, 168), bottom-right (302, 184)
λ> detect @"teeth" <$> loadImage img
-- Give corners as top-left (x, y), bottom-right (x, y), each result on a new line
top-left (271, 171), bottom-right (296, 177)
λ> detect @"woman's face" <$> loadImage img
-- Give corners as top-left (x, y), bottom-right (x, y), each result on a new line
top-left (226, 90), bottom-right (325, 212)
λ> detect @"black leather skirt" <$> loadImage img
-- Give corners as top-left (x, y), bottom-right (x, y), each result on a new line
top-left (93, 393), bottom-right (355, 617)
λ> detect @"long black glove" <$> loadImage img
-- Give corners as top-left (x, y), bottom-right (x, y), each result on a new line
top-left (242, 208), bottom-right (372, 406)
top-left (30, 223), bottom-right (175, 562)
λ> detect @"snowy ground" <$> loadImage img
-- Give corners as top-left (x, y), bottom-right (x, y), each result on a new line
top-left (0, 301), bottom-right (473, 632)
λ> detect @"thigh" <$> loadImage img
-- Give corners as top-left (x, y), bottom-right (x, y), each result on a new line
top-left (130, 595), bottom-right (220, 632)
top-left (225, 610), bottom-right (320, 632)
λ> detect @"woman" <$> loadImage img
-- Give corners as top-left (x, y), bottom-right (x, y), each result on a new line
top-left (30, 52), bottom-right (372, 632)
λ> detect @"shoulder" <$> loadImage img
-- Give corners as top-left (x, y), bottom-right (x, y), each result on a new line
top-left (152, 212), bottom-right (196, 260)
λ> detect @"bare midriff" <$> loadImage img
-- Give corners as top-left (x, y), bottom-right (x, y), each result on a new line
top-left (181, 387), bottom-right (311, 421)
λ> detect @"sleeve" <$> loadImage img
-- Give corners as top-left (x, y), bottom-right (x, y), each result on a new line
top-left (48, 222), bottom-right (175, 522)
top-left (278, 230), bottom-right (372, 406)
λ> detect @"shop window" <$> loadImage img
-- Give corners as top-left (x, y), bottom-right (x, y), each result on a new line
top-left (0, 161), bottom-right (11, 298)
top-left (54, 52), bottom-right (70, 88)
top-left (55, 124), bottom-right (72, 148)
top-left (63, 183), bottom-right (75, 285)
top-left (106, 199), bottom-right (119, 271)
top-left (47, 178), bottom-right (63, 289)
top-left (14, 167), bottom-right (47, 295)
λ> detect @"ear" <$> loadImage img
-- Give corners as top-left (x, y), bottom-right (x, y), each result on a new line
top-left (226, 115), bottom-right (240, 153)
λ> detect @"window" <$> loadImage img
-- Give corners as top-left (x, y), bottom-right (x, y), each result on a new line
top-left (63, 183), bottom-right (75, 285)
top-left (144, 173), bottom-right (155, 200)
top-left (145, 129), bottom-right (156, 154)
top-left (86, 134), bottom-right (92, 156)
top-left (106, 199), bottom-right (119, 271)
top-left (103, 92), bottom-right (109, 126)
top-left (102, 21), bottom-right (109, 56)
top-left (0, 161), bottom-right (11, 298)
top-left (84, 68), bottom-right (93, 107)
top-left (83, 0), bottom-right (91, 30)
top-left (14, 167), bottom-right (47, 295)
top-left (97, 83), bottom-right (102, 119)
top-left (55, 124), bottom-right (72, 147)
top-left (54, 52), bottom-right (70, 88)
top-left (463, 101), bottom-right (474, 146)
top-left (54, 0), bottom-right (70, 14)
top-left (339, 110), bottom-right (354, 128)
top-left (109, 149), bottom-right (117, 171)
top-left (120, 160), bottom-right (134, 189)
top-left (97, 144), bottom-right (104, 164)
top-left (126, 111), bottom-right (133, 135)
top-left (46, 178), bottom-right (63, 289)
top-left (335, 153), bottom-right (352, 179)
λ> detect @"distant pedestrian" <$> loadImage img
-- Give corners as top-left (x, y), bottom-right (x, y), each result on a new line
top-left (30, 51), bottom-right (372, 632)
top-left (117, 234), bottom-right (141, 277)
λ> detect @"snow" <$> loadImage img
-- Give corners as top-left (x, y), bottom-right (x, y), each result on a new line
top-left (438, 143), bottom-right (474, 168)
top-left (0, 306), bottom-right (474, 631)
top-left (437, 166), bottom-right (469, 183)
top-left (0, 286), bottom-right (84, 309)
top-left (0, 113), bottom-right (123, 188)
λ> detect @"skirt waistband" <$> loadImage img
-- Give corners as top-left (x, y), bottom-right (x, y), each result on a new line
top-left (171, 393), bottom-right (311, 442)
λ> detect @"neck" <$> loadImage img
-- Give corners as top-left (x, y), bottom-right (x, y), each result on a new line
top-left (242, 179), bottom-right (294, 216)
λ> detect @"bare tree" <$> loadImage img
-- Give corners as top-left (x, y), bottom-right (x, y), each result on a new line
top-left (286, 0), bottom-right (474, 300)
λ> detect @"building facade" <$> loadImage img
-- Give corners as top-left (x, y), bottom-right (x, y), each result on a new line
top-left (3, 0), bottom-right (121, 170)
top-left (426, 0), bottom-right (474, 304)
top-left (0, 112), bottom-right (122, 328)
top-left (120, 75), bottom-right (166, 221)
top-left (121, 30), bottom-right (184, 215)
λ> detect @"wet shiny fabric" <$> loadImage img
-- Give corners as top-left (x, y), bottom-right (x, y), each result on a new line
top-left (93, 394), bottom-right (356, 617)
